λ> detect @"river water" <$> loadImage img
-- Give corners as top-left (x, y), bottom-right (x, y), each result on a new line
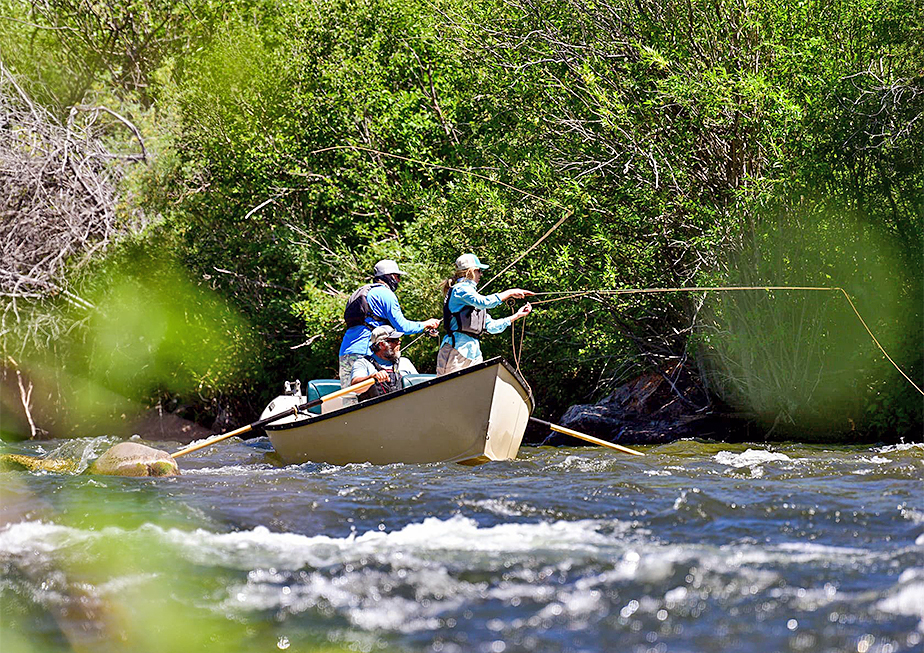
top-left (1, 437), bottom-right (922, 652)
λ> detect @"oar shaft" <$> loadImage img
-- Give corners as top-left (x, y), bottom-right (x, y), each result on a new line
top-left (314, 378), bottom-right (374, 404)
top-left (172, 378), bottom-right (375, 459)
top-left (531, 418), bottom-right (645, 456)
top-left (171, 423), bottom-right (257, 459)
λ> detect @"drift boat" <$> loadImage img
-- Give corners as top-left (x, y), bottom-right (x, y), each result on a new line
top-left (261, 358), bottom-right (533, 466)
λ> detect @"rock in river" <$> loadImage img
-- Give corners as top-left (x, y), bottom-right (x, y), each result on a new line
top-left (2, 442), bottom-right (179, 476)
top-left (87, 442), bottom-right (180, 477)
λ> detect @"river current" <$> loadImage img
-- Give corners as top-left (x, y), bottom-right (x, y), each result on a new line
top-left (1, 437), bottom-right (922, 652)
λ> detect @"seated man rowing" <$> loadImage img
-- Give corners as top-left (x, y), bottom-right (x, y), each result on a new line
top-left (350, 325), bottom-right (418, 401)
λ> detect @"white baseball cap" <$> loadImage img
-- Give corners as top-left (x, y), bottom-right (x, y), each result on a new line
top-left (373, 259), bottom-right (407, 276)
top-left (454, 253), bottom-right (489, 272)
top-left (370, 325), bottom-right (404, 345)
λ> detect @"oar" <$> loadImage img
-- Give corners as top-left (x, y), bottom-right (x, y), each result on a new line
top-left (171, 378), bottom-right (375, 459)
top-left (530, 417), bottom-right (645, 456)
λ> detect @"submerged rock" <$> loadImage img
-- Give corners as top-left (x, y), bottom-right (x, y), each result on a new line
top-left (1, 442), bottom-right (180, 476)
top-left (3, 442), bottom-right (179, 477)
top-left (0, 454), bottom-right (78, 474)
top-left (88, 442), bottom-right (180, 477)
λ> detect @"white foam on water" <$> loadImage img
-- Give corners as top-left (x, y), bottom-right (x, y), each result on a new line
top-left (316, 461), bottom-right (375, 474)
top-left (183, 465), bottom-right (275, 476)
top-left (224, 563), bottom-right (480, 632)
top-left (2, 515), bottom-right (626, 573)
top-left (876, 568), bottom-right (924, 632)
top-left (714, 448), bottom-right (792, 468)
top-left (550, 454), bottom-right (612, 473)
top-left (874, 442), bottom-right (924, 454)
top-left (573, 548), bottom-right (678, 587)
top-left (853, 468), bottom-right (874, 475)
top-left (858, 456), bottom-right (891, 465)
top-left (486, 582), bottom-right (556, 603)
top-left (643, 470), bottom-right (672, 476)
top-left (205, 517), bottom-right (647, 633)
top-left (96, 573), bottom-right (159, 595)
top-left (363, 515), bottom-right (617, 556)
top-left (0, 521), bottom-right (87, 556)
top-left (7, 515), bottom-right (917, 641)
top-left (761, 541), bottom-right (873, 563)
top-left (467, 498), bottom-right (528, 517)
top-left (664, 586), bottom-right (688, 603)
top-left (37, 436), bottom-right (115, 473)
top-left (898, 505), bottom-right (924, 524)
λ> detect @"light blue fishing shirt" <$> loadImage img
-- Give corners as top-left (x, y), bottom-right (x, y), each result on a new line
top-left (338, 283), bottom-right (428, 356)
top-left (440, 279), bottom-right (512, 361)
top-left (350, 354), bottom-right (418, 382)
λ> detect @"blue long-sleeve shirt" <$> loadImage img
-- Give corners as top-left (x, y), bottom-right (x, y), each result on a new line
top-left (440, 279), bottom-right (512, 361)
top-left (339, 283), bottom-right (428, 356)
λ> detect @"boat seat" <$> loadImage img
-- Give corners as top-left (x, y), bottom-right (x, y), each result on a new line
top-left (401, 373), bottom-right (437, 389)
top-left (306, 379), bottom-right (343, 414)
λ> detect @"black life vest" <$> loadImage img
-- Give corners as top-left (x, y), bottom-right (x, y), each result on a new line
top-left (443, 285), bottom-right (486, 346)
top-left (357, 356), bottom-right (402, 400)
top-left (344, 283), bottom-right (389, 329)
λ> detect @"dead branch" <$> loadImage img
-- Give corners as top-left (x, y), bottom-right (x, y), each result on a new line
top-left (0, 65), bottom-right (147, 352)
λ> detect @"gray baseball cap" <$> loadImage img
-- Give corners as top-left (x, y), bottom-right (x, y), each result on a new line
top-left (373, 259), bottom-right (407, 276)
top-left (370, 325), bottom-right (404, 345)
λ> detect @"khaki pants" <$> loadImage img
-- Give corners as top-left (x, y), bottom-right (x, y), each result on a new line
top-left (436, 345), bottom-right (481, 376)
top-left (338, 354), bottom-right (363, 406)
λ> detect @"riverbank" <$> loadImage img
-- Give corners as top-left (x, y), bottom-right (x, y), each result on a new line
top-left (528, 363), bottom-right (917, 447)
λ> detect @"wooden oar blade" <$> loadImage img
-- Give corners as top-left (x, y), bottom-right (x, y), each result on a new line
top-left (532, 418), bottom-right (645, 456)
top-left (550, 424), bottom-right (645, 456)
top-left (172, 424), bottom-right (254, 459)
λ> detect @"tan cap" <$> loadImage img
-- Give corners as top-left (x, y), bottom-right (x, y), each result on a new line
top-left (454, 253), bottom-right (489, 272)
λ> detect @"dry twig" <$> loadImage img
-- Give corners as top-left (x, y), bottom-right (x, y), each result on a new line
top-left (0, 64), bottom-right (147, 351)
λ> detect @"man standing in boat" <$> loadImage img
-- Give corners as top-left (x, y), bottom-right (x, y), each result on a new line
top-left (350, 325), bottom-right (418, 401)
top-left (436, 253), bottom-right (534, 375)
top-left (339, 259), bottom-right (440, 394)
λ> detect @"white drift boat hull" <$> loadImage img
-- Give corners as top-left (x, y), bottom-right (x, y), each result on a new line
top-left (265, 359), bottom-right (532, 466)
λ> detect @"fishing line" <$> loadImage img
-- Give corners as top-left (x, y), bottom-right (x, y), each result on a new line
top-left (509, 305), bottom-right (532, 399)
top-left (479, 209), bottom-right (572, 292)
top-left (310, 145), bottom-right (566, 208)
top-left (522, 285), bottom-right (923, 396)
top-left (308, 145), bottom-right (575, 292)
top-left (404, 284), bottom-right (921, 398)
top-left (310, 145), bottom-right (921, 397)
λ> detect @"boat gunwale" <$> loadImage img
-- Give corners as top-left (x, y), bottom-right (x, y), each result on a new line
top-left (264, 357), bottom-right (531, 433)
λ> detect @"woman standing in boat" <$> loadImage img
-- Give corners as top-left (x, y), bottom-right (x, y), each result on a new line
top-left (436, 253), bottom-right (534, 375)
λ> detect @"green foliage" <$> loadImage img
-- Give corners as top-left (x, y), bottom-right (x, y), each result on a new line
top-left (11, 249), bottom-right (254, 436)
top-left (0, 0), bottom-right (250, 111)
top-left (3, 0), bottom-right (921, 436)
top-left (700, 203), bottom-right (921, 438)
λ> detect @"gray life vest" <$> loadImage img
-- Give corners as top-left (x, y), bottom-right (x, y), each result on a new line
top-left (357, 356), bottom-right (402, 400)
top-left (443, 285), bottom-right (486, 346)
top-left (344, 284), bottom-right (389, 329)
